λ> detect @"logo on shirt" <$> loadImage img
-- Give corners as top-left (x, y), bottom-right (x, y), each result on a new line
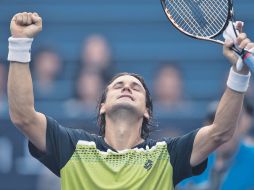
top-left (144, 159), bottom-right (153, 171)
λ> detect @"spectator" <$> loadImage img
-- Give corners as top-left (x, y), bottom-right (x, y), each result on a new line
top-left (152, 63), bottom-right (189, 136)
top-left (64, 71), bottom-right (104, 118)
top-left (32, 47), bottom-right (63, 99)
top-left (246, 80), bottom-right (254, 99)
top-left (0, 63), bottom-right (8, 116)
top-left (241, 98), bottom-right (254, 146)
top-left (0, 62), bottom-right (11, 175)
top-left (153, 63), bottom-right (185, 111)
top-left (37, 167), bottom-right (60, 190)
top-left (80, 34), bottom-right (114, 82)
top-left (178, 99), bottom-right (254, 190)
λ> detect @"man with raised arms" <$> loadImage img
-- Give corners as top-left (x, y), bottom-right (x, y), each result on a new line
top-left (7, 12), bottom-right (252, 189)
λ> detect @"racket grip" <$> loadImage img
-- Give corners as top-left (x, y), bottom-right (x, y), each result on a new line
top-left (242, 52), bottom-right (254, 73)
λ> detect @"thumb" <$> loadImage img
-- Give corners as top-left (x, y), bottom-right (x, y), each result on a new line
top-left (31, 12), bottom-right (42, 25)
top-left (223, 39), bottom-right (238, 64)
top-left (224, 38), bottom-right (234, 49)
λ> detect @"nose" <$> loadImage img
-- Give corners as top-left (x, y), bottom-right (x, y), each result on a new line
top-left (121, 84), bottom-right (132, 93)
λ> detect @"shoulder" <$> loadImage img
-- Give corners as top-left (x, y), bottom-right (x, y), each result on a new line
top-left (46, 115), bottom-right (100, 143)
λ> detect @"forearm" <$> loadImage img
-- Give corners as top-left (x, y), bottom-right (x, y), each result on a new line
top-left (212, 64), bottom-right (249, 142)
top-left (8, 62), bottom-right (36, 125)
top-left (211, 87), bottom-right (244, 143)
top-left (191, 83), bottom-right (246, 166)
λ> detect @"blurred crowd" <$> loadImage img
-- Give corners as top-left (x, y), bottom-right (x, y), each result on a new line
top-left (0, 33), bottom-right (254, 190)
top-left (177, 99), bottom-right (254, 190)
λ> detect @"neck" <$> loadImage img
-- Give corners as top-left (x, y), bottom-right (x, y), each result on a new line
top-left (104, 110), bottom-right (144, 151)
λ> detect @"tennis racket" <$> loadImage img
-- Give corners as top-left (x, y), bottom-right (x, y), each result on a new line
top-left (160, 0), bottom-right (254, 72)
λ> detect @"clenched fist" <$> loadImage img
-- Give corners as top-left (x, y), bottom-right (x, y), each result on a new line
top-left (10, 12), bottom-right (42, 38)
top-left (223, 22), bottom-right (253, 74)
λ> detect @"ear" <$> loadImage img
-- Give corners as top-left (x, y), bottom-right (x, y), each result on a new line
top-left (100, 103), bottom-right (106, 115)
top-left (144, 108), bottom-right (149, 120)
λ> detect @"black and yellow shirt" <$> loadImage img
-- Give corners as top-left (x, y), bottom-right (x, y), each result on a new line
top-left (29, 116), bottom-right (207, 190)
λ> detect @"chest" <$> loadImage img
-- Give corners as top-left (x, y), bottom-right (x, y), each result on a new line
top-left (60, 141), bottom-right (174, 190)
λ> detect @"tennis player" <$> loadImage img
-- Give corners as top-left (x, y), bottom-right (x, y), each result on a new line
top-left (7, 12), bottom-right (253, 190)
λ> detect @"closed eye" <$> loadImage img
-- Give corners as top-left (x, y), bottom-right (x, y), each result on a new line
top-left (132, 83), bottom-right (142, 91)
top-left (132, 85), bottom-right (141, 91)
top-left (113, 82), bottom-right (123, 89)
top-left (112, 81), bottom-right (143, 91)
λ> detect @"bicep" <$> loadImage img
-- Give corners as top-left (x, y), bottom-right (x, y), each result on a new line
top-left (20, 111), bottom-right (47, 152)
top-left (190, 125), bottom-right (218, 167)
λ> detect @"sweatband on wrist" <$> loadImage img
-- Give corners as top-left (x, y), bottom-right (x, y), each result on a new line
top-left (227, 67), bottom-right (251, 93)
top-left (8, 37), bottom-right (33, 63)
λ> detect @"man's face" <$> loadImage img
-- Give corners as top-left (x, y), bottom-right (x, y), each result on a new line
top-left (100, 75), bottom-right (149, 119)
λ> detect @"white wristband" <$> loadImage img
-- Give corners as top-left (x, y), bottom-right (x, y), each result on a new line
top-left (227, 67), bottom-right (251, 93)
top-left (8, 37), bottom-right (34, 63)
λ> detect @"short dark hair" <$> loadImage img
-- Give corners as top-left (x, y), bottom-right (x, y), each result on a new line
top-left (97, 72), bottom-right (153, 139)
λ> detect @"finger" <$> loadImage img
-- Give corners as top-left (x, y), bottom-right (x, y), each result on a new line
top-left (11, 13), bottom-right (19, 22)
top-left (16, 13), bottom-right (23, 25)
top-left (246, 43), bottom-right (254, 51)
top-left (31, 13), bottom-right (42, 32)
top-left (236, 33), bottom-right (247, 45)
top-left (239, 38), bottom-right (251, 49)
top-left (11, 16), bottom-right (17, 25)
top-left (33, 12), bottom-right (39, 16)
top-left (22, 12), bottom-right (28, 25)
top-left (235, 21), bottom-right (244, 33)
top-left (224, 39), bottom-right (234, 48)
top-left (27, 13), bottom-right (33, 25)
top-left (31, 13), bottom-right (42, 24)
top-left (249, 47), bottom-right (254, 54)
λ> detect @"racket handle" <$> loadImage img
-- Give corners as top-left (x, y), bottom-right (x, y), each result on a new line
top-left (242, 52), bottom-right (254, 73)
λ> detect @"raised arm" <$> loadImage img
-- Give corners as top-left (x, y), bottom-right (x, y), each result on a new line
top-left (8, 12), bottom-right (47, 152)
top-left (190, 26), bottom-right (253, 167)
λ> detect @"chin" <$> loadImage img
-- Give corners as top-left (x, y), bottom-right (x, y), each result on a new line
top-left (110, 102), bottom-right (139, 115)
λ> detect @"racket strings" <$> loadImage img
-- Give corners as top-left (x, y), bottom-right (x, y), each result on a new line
top-left (199, 2), bottom-right (226, 30)
top-left (167, 1), bottom-right (200, 34)
top-left (166, 0), bottom-right (207, 36)
top-left (181, 0), bottom-right (226, 36)
top-left (171, 0), bottom-right (225, 35)
top-left (170, 0), bottom-right (226, 36)
top-left (173, 1), bottom-right (202, 35)
top-left (183, 1), bottom-right (215, 36)
top-left (164, 0), bottom-right (229, 37)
